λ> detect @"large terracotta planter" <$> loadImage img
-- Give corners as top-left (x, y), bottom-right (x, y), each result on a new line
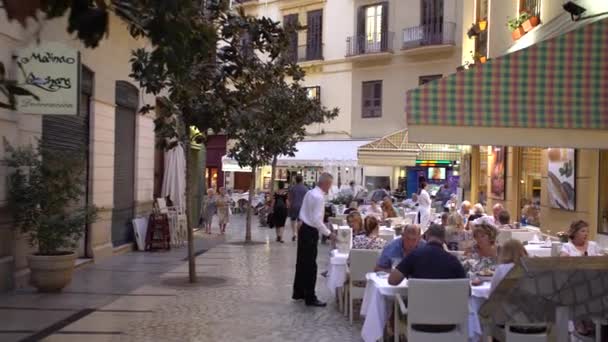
top-left (522, 16), bottom-right (540, 32)
top-left (511, 26), bottom-right (525, 41)
top-left (27, 252), bottom-right (77, 292)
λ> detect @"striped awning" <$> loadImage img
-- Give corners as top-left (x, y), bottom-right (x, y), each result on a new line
top-left (406, 18), bottom-right (608, 148)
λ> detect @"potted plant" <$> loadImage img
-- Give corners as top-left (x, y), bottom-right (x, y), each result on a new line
top-left (5, 141), bottom-right (97, 292)
top-left (520, 12), bottom-right (540, 32)
top-left (472, 52), bottom-right (488, 64)
top-left (507, 16), bottom-right (525, 41)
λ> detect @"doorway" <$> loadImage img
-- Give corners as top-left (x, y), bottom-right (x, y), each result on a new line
top-left (206, 167), bottom-right (219, 191)
top-left (111, 81), bottom-right (138, 246)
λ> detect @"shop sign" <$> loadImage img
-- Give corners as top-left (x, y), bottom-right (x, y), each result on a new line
top-left (14, 42), bottom-right (80, 115)
top-left (415, 160), bottom-right (452, 167)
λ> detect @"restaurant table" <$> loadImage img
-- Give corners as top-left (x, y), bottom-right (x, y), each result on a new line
top-left (524, 243), bottom-right (553, 257)
top-left (326, 250), bottom-right (349, 294)
top-left (361, 272), bottom-right (492, 342)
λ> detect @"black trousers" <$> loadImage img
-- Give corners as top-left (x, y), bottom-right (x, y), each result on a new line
top-left (292, 223), bottom-right (319, 303)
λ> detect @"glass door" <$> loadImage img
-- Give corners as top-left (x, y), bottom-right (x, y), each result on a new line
top-left (365, 4), bottom-right (383, 52)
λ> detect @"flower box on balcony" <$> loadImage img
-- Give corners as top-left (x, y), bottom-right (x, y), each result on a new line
top-left (522, 15), bottom-right (540, 32)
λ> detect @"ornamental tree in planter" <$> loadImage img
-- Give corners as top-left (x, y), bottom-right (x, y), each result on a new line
top-left (5, 141), bottom-right (97, 292)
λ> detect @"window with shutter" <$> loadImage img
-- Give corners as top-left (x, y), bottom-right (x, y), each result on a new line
top-left (283, 14), bottom-right (299, 63)
top-left (362, 81), bottom-right (382, 118)
top-left (419, 74), bottom-right (442, 85)
top-left (306, 10), bottom-right (323, 61)
top-left (421, 0), bottom-right (444, 45)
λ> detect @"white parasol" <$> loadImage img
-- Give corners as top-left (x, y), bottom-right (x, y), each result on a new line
top-left (161, 143), bottom-right (186, 209)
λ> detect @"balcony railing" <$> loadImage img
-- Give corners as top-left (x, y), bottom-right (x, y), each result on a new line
top-left (297, 44), bottom-right (324, 62)
top-left (402, 22), bottom-right (456, 50)
top-left (346, 31), bottom-right (394, 57)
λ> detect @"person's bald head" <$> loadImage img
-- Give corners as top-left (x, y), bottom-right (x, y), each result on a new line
top-left (402, 224), bottom-right (421, 254)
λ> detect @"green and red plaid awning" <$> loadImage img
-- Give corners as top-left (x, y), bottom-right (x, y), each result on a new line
top-left (406, 18), bottom-right (608, 130)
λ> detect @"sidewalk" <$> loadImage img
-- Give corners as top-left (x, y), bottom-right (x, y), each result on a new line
top-left (0, 214), bottom-right (363, 342)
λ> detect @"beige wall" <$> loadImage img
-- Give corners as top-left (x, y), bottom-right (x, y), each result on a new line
top-left (0, 11), bottom-right (156, 291)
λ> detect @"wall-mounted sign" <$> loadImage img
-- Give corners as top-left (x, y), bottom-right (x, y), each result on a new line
top-left (415, 160), bottom-right (452, 167)
top-left (14, 42), bottom-right (80, 115)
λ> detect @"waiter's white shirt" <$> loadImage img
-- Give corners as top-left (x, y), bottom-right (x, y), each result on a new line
top-left (299, 186), bottom-right (331, 236)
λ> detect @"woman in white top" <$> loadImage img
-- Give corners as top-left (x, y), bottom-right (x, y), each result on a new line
top-left (560, 220), bottom-right (602, 257)
top-left (417, 181), bottom-right (432, 229)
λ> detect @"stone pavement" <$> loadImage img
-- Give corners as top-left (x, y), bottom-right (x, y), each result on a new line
top-left (0, 214), bottom-right (363, 342)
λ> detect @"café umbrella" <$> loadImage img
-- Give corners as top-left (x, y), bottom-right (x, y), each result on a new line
top-left (161, 143), bottom-right (186, 209)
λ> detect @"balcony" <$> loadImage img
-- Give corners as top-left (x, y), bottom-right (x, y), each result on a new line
top-left (297, 44), bottom-right (324, 63)
top-left (402, 22), bottom-right (456, 56)
top-left (345, 32), bottom-right (395, 59)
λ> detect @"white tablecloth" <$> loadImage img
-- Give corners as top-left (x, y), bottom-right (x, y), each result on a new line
top-left (361, 273), bottom-right (408, 342)
top-left (326, 250), bottom-right (349, 294)
top-left (361, 273), bottom-right (492, 342)
top-left (525, 244), bottom-right (553, 257)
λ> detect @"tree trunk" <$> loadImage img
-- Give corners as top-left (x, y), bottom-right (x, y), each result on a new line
top-left (245, 167), bottom-right (256, 242)
top-left (270, 155), bottom-right (278, 196)
top-left (185, 140), bottom-right (196, 283)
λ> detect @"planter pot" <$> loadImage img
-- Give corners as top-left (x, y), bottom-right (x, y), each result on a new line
top-left (522, 16), bottom-right (540, 32)
top-left (27, 252), bottom-right (77, 292)
top-left (511, 26), bottom-right (525, 41)
top-left (476, 56), bottom-right (487, 64)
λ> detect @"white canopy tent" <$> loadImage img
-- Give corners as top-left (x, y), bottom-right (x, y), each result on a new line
top-left (221, 155), bottom-right (252, 173)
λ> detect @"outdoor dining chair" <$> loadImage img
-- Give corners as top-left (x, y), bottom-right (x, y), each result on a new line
top-left (402, 278), bottom-right (470, 342)
top-left (348, 249), bottom-right (381, 324)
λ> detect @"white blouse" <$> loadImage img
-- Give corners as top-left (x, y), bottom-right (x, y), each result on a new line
top-left (560, 241), bottom-right (602, 256)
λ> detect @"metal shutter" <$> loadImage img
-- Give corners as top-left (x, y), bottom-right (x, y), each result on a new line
top-left (42, 66), bottom-right (93, 257)
top-left (306, 10), bottom-right (323, 60)
top-left (112, 81), bottom-right (138, 246)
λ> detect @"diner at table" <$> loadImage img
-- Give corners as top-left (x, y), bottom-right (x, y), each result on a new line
top-left (375, 224), bottom-right (424, 272)
top-left (446, 212), bottom-right (473, 251)
top-left (346, 211), bottom-right (364, 236)
top-left (381, 197), bottom-right (398, 220)
top-left (463, 222), bottom-right (498, 279)
top-left (560, 220), bottom-right (602, 257)
top-left (352, 216), bottom-right (386, 250)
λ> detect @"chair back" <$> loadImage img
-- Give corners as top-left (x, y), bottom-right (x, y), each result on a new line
top-left (505, 324), bottom-right (548, 342)
top-left (407, 279), bottom-right (470, 325)
top-left (349, 249), bottom-right (380, 283)
top-left (335, 227), bottom-right (353, 254)
top-left (378, 232), bottom-right (395, 243)
top-left (551, 242), bottom-right (563, 257)
top-left (496, 229), bottom-right (512, 246)
top-left (511, 230), bottom-right (536, 243)
top-left (329, 217), bottom-right (345, 227)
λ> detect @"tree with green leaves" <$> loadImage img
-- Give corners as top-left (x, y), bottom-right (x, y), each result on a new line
top-left (224, 26), bottom-right (338, 242)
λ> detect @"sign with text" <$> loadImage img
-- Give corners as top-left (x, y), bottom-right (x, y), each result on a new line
top-left (15, 42), bottom-right (80, 115)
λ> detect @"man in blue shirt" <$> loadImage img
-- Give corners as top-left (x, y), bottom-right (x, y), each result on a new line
top-left (375, 224), bottom-right (425, 272)
top-left (388, 224), bottom-right (466, 284)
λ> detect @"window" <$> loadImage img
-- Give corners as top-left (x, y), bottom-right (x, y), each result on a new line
top-left (419, 74), bottom-right (442, 85)
top-left (366, 5), bottom-right (383, 44)
top-left (519, 0), bottom-right (541, 17)
top-left (356, 2), bottom-right (388, 53)
top-left (421, 0), bottom-right (444, 45)
top-left (362, 81), bottom-right (382, 118)
top-left (305, 86), bottom-right (321, 102)
top-left (306, 10), bottom-right (323, 61)
top-left (283, 14), bottom-right (299, 63)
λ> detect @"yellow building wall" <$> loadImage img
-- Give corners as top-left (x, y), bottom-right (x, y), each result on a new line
top-left (540, 149), bottom-right (600, 239)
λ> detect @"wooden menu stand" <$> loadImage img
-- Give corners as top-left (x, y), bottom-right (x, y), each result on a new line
top-left (480, 256), bottom-right (608, 342)
top-left (145, 212), bottom-right (171, 251)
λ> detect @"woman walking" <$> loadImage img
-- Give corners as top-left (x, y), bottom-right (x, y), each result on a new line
top-left (200, 188), bottom-right (217, 234)
top-left (272, 181), bottom-right (289, 243)
top-left (215, 187), bottom-right (231, 234)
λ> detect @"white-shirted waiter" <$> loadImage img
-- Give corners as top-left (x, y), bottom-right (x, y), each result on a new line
top-left (292, 172), bottom-right (333, 307)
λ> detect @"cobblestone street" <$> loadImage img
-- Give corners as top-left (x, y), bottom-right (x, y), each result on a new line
top-left (0, 214), bottom-right (362, 342)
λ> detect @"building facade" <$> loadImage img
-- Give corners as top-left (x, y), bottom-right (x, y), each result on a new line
top-left (0, 13), bottom-right (156, 291)
top-left (407, 0), bottom-right (608, 241)
top-left (240, 0), bottom-right (464, 190)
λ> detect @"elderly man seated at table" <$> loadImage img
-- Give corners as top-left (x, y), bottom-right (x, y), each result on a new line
top-left (459, 201), bottom-right (472, 221)
top-left (389, 224), bottom-right (466, 284)
top-left (388, 224), bottom-right (466, 334)
top-left (374, 224), bottom-right (425, 272)
top-left (472, 203), bottom-right (505, 226)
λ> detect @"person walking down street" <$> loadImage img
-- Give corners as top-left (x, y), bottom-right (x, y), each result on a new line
top-left (272, 181), bottom-right (289, 243)
top-left (200, 188), bottom-right (217, 234)
top-left (288, 175), bottom-right (308, 242)
top-left (215, 187), bottom-right (231, 234)
top-left (292, 173), bottom-right (334, 307)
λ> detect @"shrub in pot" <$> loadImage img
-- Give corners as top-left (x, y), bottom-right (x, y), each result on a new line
top-left (507, 16), bottom-right (525, 41)
top-left (5, 141), bottom-right (97, 292)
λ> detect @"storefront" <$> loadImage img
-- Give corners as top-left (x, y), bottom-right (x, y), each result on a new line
top-left (205, 135), bottom-right (227, 191)
top-left (406, 18), bottom-right (608, 239)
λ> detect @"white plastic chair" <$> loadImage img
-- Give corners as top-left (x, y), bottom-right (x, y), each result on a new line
top-left (404, 278), bottom-right (470, 342)
top-left (348, 249), bottom-right (380, 324)
top-left (505, 324), bottom-right (549, 342)
top-left (378, 232), bottom-right (395, 243)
